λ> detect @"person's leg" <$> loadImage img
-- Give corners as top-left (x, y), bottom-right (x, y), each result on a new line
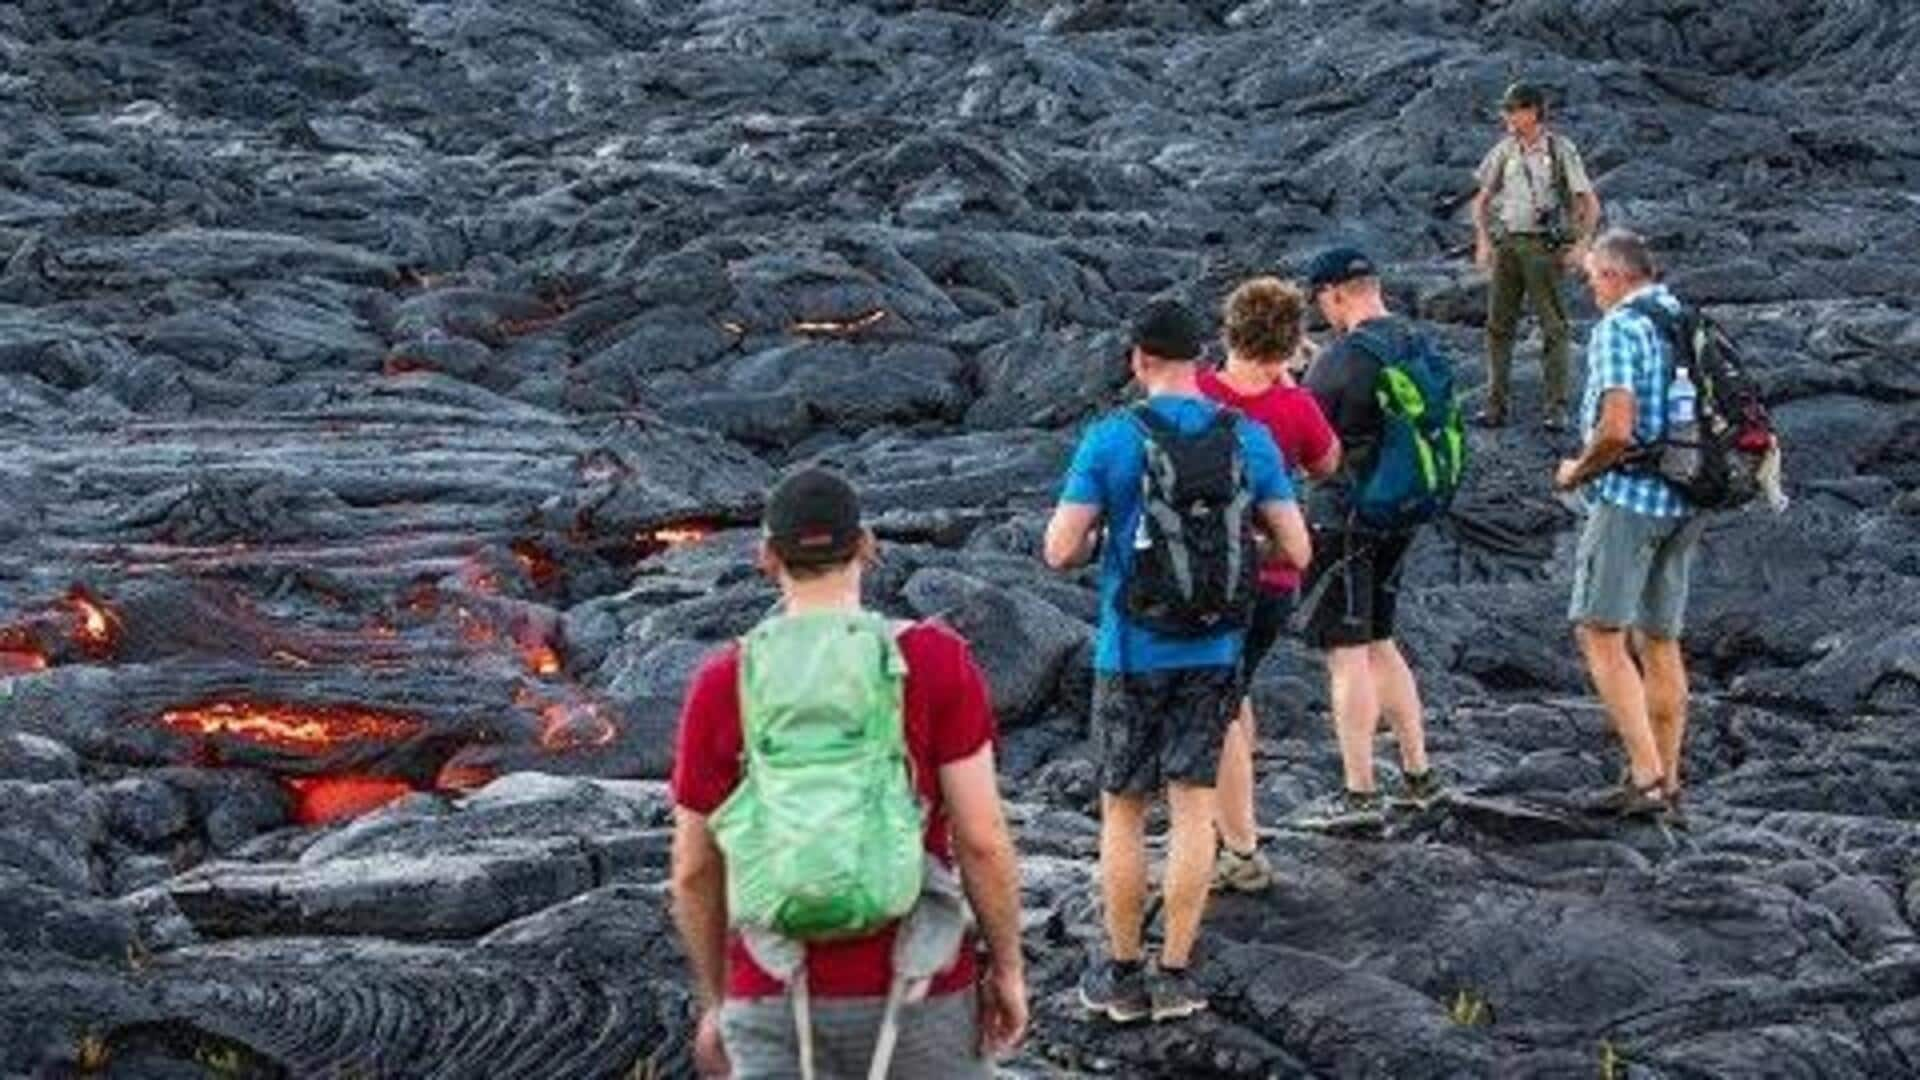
top-left (1214, 702), bottom-right (1258, 854)
top-left (1640, 635), bottom-right (1687, 794)
top-left (1363, 532), bottom-right (1426, 778)
top-left (1326, 644), bottom-right (1380, 794)
top-left (1523, 242), bottom-right (1573, 418)
top-left (1577, 625), bottom-right (1663, 788)
top-left (1483, 240), bottom-right (1527, 421)
top-left (1569, 504), bottom-right (1668, 793)
top-left (1161, 781), bottom-right (1217, 969)
top-left (1370, 639), bottom-right (1427, 776)
top-left (1638, 516), bottom-right (1704, 796)
top-left (1215, 591), bottom-right (1286, 855)
top-left (1091, 673), bottom-right (1159, 963)
top-left (1100, 792), bottom-right (1150, 963)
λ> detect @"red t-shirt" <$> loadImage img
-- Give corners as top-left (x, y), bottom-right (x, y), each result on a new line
top-left (1199, 367), bottom-right (1337, 591)
top-left (671, 619), bottom-right (996, 1000)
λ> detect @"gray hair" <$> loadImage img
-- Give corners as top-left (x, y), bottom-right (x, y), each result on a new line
top-left (1588, 228), bottom-right (1658, 280)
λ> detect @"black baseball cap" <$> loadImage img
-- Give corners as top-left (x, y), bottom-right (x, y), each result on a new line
top-left (1129, 298), bottom-right (1205, 362)
top-left (1304, 247), bottom-right (1379, 293)
top-left (1502, 81), bottom-right (1545, 111)
top-left (763, 467), bottom-right (862, 565)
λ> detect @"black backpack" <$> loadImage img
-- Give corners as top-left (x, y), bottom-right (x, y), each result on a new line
top-left (1122, 404), bottom-right (1259, 638)
top-left (1621, 296), bottom-right (1776, 511)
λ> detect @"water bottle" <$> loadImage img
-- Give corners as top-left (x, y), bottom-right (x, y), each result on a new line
top-left (1665, 366), bottom-right (1702, 480)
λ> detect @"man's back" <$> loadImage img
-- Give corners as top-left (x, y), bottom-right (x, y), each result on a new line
top-left (1581, 284), bottom-right (1689, 518)
top-left (1060, 394), bottom-right (1289, 672)
top-left (1303, 316), bottom-right (1421, 523)
top-left (672, 619), bottom-right (995, 999)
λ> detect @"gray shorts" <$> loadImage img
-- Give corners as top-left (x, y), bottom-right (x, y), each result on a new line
top-left (721, 988), bottom-right (989, 1079)
top-left (1568, 501), bottom-right (1704, 638)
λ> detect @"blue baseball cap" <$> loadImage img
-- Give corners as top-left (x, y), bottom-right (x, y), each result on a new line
top-left (1304, 247), bottom-right (1379, 292)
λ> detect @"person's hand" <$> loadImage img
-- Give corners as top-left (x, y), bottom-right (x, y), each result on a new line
top-left (694, 1004), bottom-right (730, 1078)
top-left (976, 961), bottom-right (1029, 1058)
top-left (1561, 243), bottom-right (1587, 271)
top-left (1554, 458), bottom-right (1582, 492)
top-left (1473, 237), bottom-right (1493, 273)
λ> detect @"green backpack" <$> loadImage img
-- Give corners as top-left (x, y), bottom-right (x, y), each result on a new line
top-left (708, 611), bottom-right (925, 941)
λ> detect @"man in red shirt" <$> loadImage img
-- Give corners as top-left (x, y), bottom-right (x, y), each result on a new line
top-left (1198, 277), bottom-right (1341, 891)
top-left (670, 468), bottom-right (1027, 1078)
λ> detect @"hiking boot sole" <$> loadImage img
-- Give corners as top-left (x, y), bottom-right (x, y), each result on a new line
top-left (1079, 987), bottom-right (1149, 1024)
top-left (1150, 998), bottom-right (1208, 1023)
top-left (1293, 814), bottom-right (1386, 835)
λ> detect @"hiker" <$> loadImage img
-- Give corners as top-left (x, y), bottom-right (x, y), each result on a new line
top-left (670, 467), bottom-right (1026, 1079)
top-left (1470, 80), bottom-right (1602, 430)
top-left (1197, 277), bottom-right (1341, 891)
top-left (1044, 298), bottom-right (1310, 1023)
top-left (1553, 229), bottom-right (1704, 818)
top-left (1296, 248), bottom-right (1462, 832)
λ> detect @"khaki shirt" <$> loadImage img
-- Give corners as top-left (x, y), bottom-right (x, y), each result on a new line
top-left (1476, 132), bottom-right (1593, 236)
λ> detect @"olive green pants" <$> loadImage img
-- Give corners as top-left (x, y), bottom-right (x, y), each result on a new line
top-left (1486, 234), bottom-right (1572, 418)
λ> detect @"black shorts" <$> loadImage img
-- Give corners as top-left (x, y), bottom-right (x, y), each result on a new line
top-left (1091, 667), bottom-right (1239, 795)
top-left (1237, 589), bottom-right (1297, 694)
top-left (1297, 527), bottom-right (1415, 649)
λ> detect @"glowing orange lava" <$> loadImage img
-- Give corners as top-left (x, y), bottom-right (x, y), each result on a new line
top-left (510, 540), bottom-right (559, 590)
top-left (647, 525), bottom-right (711, 548)
top-left (538, 701), bottom-right (616, 751)
top-left (284, 776), bottom-right (416, 825)
top-left (523, 644), bottom-right (562, 676)
top-left (0, 643), bottom-right (47, 674)
top-left (65, 587), bottom-right (119, 657)
top-left (790, 309), bottom-right (887, 335)
top-left (159, 701), bottom-right (424, 754)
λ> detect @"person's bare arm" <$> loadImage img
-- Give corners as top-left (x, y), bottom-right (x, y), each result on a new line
top-left (942, 746), bottom-right (1022, 974)
top-left (941, 745), bottom-right (1028, 1054)
top-left (670, 808), bottom-right (729, 1009)
top-left (1471, 186), bottom-right (1496, 270)
top-left (1256, 500), bottom-right (1311, 570)
top-left (1556, 391), bottom-right (1636, 490)
top-left (1043, 503), bottom-right (1101, 570)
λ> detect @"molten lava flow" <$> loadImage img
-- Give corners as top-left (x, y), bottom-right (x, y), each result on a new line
top-left (790, 309), bottom-right (887, 336)
top-left (538, 701), bottom-right (617, 751)
top-left (523, 643), bottom-right (562, 677)
top-left (284, 776), bottom-right (417, 825)
top-left (649, 525), bottom-right (711, 547)
top-left (0, 637), bottom-right (47, 674)
top-left (159, 701), bottom-right (424, 754)
top-left (510, 540), bottom-right (560, 591)
top-left (65, 586), bottom-right (119, 658)
top-left (435, 759), bottom-right (498, 792)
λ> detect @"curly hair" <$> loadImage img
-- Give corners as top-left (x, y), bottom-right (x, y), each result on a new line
top-left (1221, 277), bottom-right (1306, 361)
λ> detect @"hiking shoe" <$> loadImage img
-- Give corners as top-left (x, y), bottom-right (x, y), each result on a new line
top-left (1541, 415), bottom-right (1568, 434)
top-left (1214, 845), bottom-right (1276, 893)
top-left (1292, 789), bottom-right (1385, 834)
top-left (1147, 966), bottom-right (1208, 1022)
top-left (1078, 961), bottom-right (1149, 1024)
top-left (1393, 769), bottom-right (1445, 810)
top-left (1472, 408), bottom-right (1506, 429)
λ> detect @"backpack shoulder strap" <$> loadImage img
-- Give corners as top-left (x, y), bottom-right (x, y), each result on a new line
top-left (1548, 132), bottom-right (1575, 208)
top-left (1129, 402), bottom-right (1177, 440)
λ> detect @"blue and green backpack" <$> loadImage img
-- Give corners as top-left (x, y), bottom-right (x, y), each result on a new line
top-left (1349, 328), bottom-right (1468, 530)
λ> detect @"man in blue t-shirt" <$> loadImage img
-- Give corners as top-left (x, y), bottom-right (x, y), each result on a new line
top-left (1044, 299), bottom-right (1310, 1024)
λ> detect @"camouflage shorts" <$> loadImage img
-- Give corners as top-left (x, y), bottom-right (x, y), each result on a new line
top-left (1091, 667), bottom-right (1239, 794)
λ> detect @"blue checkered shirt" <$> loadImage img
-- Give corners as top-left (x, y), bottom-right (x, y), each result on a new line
top-left (1580, 283), bottom-right (1690, 518)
